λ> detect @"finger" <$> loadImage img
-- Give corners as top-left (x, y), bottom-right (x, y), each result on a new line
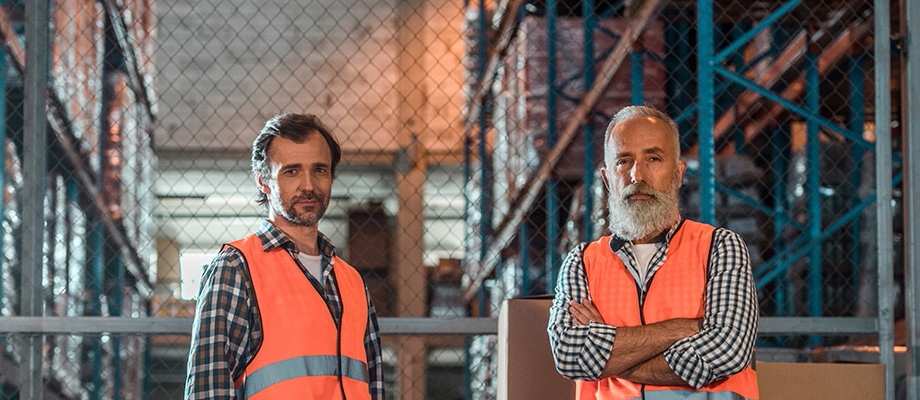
top-left (570, 306), bottom-right (587, 322)
top-left (580, 299), bottom-right (598, 315)
top-left (568, 304), bottom-right (589, 325)
top-left (569, 301), bottom-right (586, 315)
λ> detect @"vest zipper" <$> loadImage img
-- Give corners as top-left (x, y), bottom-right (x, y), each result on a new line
top-left (638, 273), bottom-right (650, 399)
top-left (331, 268), bottom-right (348, 399)
top-left (304, 254), bottom-right (348, 398)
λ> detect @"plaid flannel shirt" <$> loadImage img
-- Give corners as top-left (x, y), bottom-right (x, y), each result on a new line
top-left (185, 221), bottom-right (385, 399)
top-left (547, 221), bottom-right (759, 389)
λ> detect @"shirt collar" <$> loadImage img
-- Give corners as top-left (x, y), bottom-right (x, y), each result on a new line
top-left (254, 220), bottom-right (337, 258)
top-left (608, 219), bottom-right (684, 253)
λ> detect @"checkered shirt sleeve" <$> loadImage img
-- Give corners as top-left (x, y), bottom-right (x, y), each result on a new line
top-left (546, 227), bottom-right (758, 388)
top-left (663, 228), bottom-right (758, 388)
top-left (547, 242), bottom-right (618, 380)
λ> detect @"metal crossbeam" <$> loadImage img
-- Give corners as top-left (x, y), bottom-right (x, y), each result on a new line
top-left (0, 316), bottom-right (879, 336)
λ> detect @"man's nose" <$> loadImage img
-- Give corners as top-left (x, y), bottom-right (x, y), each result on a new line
top-left (630, 164), bottom-right (645, 184)
top-left (299, 175), bottom-right (315, 191)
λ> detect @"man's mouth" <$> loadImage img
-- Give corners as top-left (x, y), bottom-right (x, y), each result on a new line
top-left (294, 195), bottom-right (321, 207)
top-left (627, 193), bottom-right (653, 201)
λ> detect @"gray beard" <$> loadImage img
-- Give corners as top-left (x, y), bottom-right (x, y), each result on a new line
top-left (607, 181), bottom-right (681, 241)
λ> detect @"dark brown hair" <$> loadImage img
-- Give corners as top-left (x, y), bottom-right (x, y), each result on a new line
top-left (251, 113), bottom-right (342, 208)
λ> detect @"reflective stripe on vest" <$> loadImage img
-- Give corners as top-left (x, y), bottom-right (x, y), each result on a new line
top-left (580, 221), bottom-right (758, 400)
top-left (638, 390), bottom-right (746, 399)
top-left (238, 355), bottom-right (369, 398)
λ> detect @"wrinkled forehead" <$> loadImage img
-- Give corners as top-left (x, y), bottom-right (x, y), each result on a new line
top-left (606, 117), bottom-right (679, 154)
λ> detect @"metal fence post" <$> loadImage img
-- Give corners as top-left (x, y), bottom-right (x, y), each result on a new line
top-left (22, 0), bottom-right (50, 398)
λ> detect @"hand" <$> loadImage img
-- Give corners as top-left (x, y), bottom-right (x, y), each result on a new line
top-left (568, 299), bottom-right (605, 326)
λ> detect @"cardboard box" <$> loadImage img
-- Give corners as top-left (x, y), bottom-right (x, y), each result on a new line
top-left (498, 295), bottom-right (575, 400)
top-left (756, 361), bottom-right (885, 400)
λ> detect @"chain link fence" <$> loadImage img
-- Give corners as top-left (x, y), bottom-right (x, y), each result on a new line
top-left (0, 0), bottom-right (902, 398)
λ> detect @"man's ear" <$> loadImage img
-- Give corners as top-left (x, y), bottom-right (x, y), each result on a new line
top-left (677, 160), bottom-right (688, 188)
top-left (255, 172), bottom-right (270, 194)
top-left (599, 166), bottom-right (610, 191)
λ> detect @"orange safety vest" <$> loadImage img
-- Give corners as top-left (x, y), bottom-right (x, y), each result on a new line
top-left (229, 234), bottom-right (372, 400)
top-left (580, 220), bottom-right (758, 400)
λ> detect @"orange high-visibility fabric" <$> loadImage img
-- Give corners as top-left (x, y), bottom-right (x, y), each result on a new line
top-left (230, 234), bottom-right (371, 400)
top-left (579, 220), bottom-right (758, 400)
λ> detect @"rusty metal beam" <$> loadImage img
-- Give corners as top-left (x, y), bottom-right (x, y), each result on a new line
top-left (0, 6), bottom-right (153, 298)
top-left (743, 20), bottom-right (871, 139)
top-left (461, 0), bottom-right (523, 137)
top-left (462, 0), bottom-right (666, 302)
top-left (101, 0), bottom-right (157, 125)
top-left (0, 6), bottom-right (24, 76)
top-left (712, 31), bottom-right (806, 140)
top-left (714, 4), bottom-right (869, 143)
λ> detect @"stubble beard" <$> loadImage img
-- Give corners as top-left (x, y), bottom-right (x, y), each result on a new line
top-left (271, 190), bottom-right (328, 227)
top-left (606, 177), bottom-right (681, 241)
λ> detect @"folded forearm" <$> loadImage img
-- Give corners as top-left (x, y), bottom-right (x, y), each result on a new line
top-left (600, 318), bottom-right (699, 378)
top-left (618, 354), bottom-right (689, 386)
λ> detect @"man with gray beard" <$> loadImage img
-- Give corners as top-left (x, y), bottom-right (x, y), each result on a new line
top-left (547, 106), bottom-right (760, 399)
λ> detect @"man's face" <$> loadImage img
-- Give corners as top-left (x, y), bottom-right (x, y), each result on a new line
top-left (600, 116), bottom-right (686, 242)
top-left (257, 134), bottom-right (333, 228)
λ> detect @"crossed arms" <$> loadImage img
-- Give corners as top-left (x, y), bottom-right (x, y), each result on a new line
top-left (568, 299), bottom-right (699, 385)
top-left (546, 232), bottom-right (758, 389)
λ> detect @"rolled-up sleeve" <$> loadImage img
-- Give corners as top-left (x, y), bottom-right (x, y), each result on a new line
top-left (547, 243), bottom-right (618, 380)
top-left (663, 229), bottom-right (759, 388)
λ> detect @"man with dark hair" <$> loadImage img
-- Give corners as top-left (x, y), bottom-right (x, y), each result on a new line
top-left (547, 105), bottom-right (759, 399)
top-left (186, 113), bottom-right (385, 399)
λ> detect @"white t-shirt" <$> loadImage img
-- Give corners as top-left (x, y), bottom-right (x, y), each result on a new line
top-left (632, 242), bottom-right (661, 285)
top-left (298, 253), bottom-right (324, 287)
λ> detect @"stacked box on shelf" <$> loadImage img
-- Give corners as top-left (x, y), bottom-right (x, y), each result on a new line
top-left (496, 16), bottom-right (667, 197)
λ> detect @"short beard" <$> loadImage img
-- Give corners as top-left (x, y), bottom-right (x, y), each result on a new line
top-left (606, 178), bottom-right (681, 241)
top-left (271, 191), bottom-right (328, 227)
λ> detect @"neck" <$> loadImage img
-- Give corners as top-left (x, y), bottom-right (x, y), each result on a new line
top-left (632, 226), bottom-right (669, 244)
top-left (633, 234), bottom-right (659, 245)
top-left (269, 218), bottom-right (320, 255)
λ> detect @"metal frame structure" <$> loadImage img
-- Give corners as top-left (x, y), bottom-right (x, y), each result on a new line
top-left (0, 1), bottom-right (915, 400)
top-left (21, 1), bottom-right (49, 399)
top-left (3, 0), bottom-right (157, 397)
top-left (457, 0), bottom-right (907, 399)
top-left (901, 0), bottom-right (920, 397)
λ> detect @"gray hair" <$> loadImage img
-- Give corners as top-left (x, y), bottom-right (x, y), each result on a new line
top-left (604, 105), bottom-right (680, 157)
